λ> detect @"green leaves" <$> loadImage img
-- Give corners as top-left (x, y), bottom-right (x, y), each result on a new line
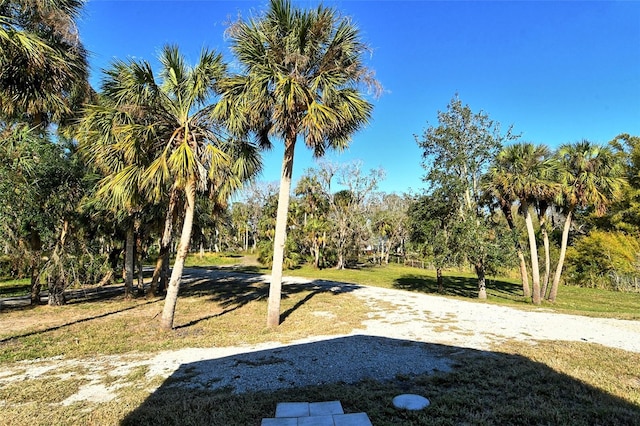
top-left (217, 0), bottom-right (376, 151)
top-left (557, 140), bottom-right (624, 214)
top-left (79, 44), bottom-right (260, 216)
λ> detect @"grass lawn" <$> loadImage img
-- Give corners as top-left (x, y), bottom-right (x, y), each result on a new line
top-left (1, 255), bottom-right (639, 425)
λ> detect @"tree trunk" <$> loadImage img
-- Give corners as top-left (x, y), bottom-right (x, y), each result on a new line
top-left (540, 226), bottom-right (551, 298)
top-left (501, 203), bottom-right (530, 299)
top-left (48, 221), bottom-right (69, 306)
top-left (152, 189), bottom-right (178, 296)
top-left (267, 134), bottom-right (296, 327)
top-left (124, 224), bottom-right (135, 298)
top-left (47, 276), bottom-right (66, 306)
top-left (160, 249), bottom-right (170, 294)
top-left (149, 250), bottom-right (163, 297)
top-left (475, 260), bottom-right (487, 300)
top-left (436, 267), bottom-right (443, 293)
top-left (517, 249), bottom-right (530, 299)
top-left (385, 241), bottom-right (391, 264)
top-left (136, 230), bottom-right (144, 296)
top-left (313, 243), bottom-right (320, 269)
top-left (523, 201), bottom-right (541, 304)
top-left (28, 228), bottom-right (43, 305)
top-left (160, 180), bottom-right (196, 330)
top-left (549, 210), bottom-right (572, 302)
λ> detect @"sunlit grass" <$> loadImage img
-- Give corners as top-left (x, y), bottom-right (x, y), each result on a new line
top-left (183, 252), bottom-right (242, 267)
top-left (274, 263), bottom-right (640, 320)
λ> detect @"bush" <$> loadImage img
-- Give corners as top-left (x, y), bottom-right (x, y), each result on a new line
top-left (565, 231), bottom-right (640, 292)
top-left (257, 238), bottom-right (303, 270)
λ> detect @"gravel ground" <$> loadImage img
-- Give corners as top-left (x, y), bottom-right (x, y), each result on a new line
top-left (2, 270), bottom-right (640, 402)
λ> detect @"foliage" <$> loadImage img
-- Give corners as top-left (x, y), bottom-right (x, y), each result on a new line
top-left (565, 230), bottom-right (640, 291)
top-left (0, 0), bottom-right (91, 126)
top-left (414, 95), bottom-right (517, 297)
top-left (0, 124), bottom-right (89, 303)
top-left (598, 134), bottom-right (640, 233)
top-left (549, 140), bottom-right (625, 301)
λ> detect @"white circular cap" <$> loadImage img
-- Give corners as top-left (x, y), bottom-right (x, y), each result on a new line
top-left (393, 394), bottom-right (430, 410)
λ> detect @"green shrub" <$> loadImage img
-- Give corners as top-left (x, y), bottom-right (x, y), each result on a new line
top-left (565, 230), bottom-right (640, 291)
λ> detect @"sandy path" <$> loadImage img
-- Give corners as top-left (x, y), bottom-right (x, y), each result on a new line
top-left (347, 283), bottom-right (640, 353)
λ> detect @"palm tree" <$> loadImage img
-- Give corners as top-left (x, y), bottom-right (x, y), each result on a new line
top-left (484, 168), bottom-right (530, 299)
top-left (487, 143), bottom-right (554, 304)
top-left (0, 0), bottom-right (91, 127)
top-left (216, 0), bottom-right (378, 326)
top-left (549, 141), bottom-right (624, 302)
top-left (80, 45), bottom-right (261, 329)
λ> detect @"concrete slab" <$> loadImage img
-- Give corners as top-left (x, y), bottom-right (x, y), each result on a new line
top-left (276, 402), bottom-right (310, 418)
top-left (393, 394), bottom-right (430, 410)
top-left (261, 418), bottom-right (297, 426)
top-left (333, 412), bottom-right (373, 426)
top-left (309, 400), bottom-right (344, 416)
top-left (298, 415), bottom-right (335, 426)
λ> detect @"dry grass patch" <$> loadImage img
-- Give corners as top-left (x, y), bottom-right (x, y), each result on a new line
top-left (0, 376), bottom-right (87, 404)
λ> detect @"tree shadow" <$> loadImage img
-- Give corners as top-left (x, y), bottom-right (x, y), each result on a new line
top-left (0, 298), bottom-right (162, 344)
top-left (0, 268), bottom-right (355, 339)
top-left (173, 269), bottom-right (360, 328)
top-left (394, 274), bottom-right (523, 299)
top-left (120, 335), bottom-right (640, 425)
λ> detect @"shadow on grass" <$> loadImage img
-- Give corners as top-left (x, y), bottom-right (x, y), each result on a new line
top-left (394, 274), bottom-right (523, 300)
top-left (174, 269), bottom-right (360, 329)
top-left (0, 268), bottom-right (350, 341)
top-left (121, 335), bottom-right (640, 426)
top-left (0, 298), bottom-right (163, 344)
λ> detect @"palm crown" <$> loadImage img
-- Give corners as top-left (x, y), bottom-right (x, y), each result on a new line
top-left (216, 0), bottom-right (376, 154)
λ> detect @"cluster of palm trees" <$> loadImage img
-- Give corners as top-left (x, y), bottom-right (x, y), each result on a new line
top-left (486, 141), bottom-right (624, 304)
top-left (1, 0), bottom-right (376, 328)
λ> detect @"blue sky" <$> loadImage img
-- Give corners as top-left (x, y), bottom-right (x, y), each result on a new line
top-left (78, 0), bottom-right (640, 194)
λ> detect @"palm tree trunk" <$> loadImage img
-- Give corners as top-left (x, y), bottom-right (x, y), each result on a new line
top-left (538, 203), bottom-right (551, 298)
top-left (151, 188), bottom-right (178, 296)
top-left (541, 226), bottom-right (551, 298)
top-left (501, 203), bottom-right (530, 298)
top-left (313, 242), bottom-right (320, 269)
top-left (124, 224), bottom-right (135, 298)
top-left (517, 249), bottom-right (530, 299)
top-left (136, 230), bottom-right (144, 296)
top-left (160, 249), bottom-right (170, 294)
top-left (523, 201), bottom-right (541, 304)
top-left (149, 244), bottom-right (164, 297)
top-left (267, 135), bottom-right (296, 327)
top-left (160, 180), bottom-right (196, 330)
top-left (549, 210), bottom-right (572, 302)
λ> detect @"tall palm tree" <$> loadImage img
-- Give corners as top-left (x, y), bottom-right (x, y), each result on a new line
top-left (487, 143), bottom-right (554, 304)
top-left (216, 0), bottom-right (378, 326)
top-left (0, 0), bottom-right (91, 127)
top-left (549, 141), bottom-right (623, 301)
top-left (483, 169), bottom-right (530, 299)
top-left (80, 45), bottom-right (261, 329)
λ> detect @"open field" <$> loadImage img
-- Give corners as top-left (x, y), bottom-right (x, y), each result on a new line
top-left (1, 261), bottom-right (640, 425)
